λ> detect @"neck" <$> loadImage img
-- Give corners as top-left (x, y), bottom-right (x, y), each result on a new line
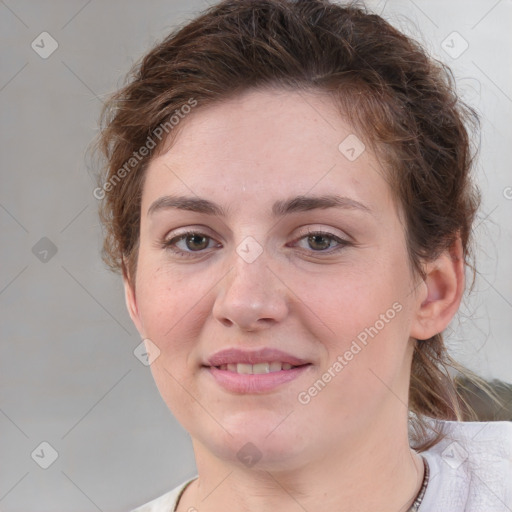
top-left (177, 417), bottom-right (425, 512)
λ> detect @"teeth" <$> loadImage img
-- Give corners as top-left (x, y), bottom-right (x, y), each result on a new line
top-left (216, 361), bottom-right (299, 374)
top-left (237, 363), bottom-right (252, 374)
top-left (252, 363), bottom-right (270, 374)
top-left (269, 361), bottom-right (283, 372)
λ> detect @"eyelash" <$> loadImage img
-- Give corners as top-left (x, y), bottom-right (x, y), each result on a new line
top-left (290, 230), bottom-right (350, 253)
top-left (160, 230), bottom-right (219, 258)
top-left (160, 229), bottom-right (350, 258)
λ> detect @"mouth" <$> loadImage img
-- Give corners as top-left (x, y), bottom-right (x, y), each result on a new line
top-left (203, 347), bottom-right (313, 393)
top-left (208, 361), bottom-right (310, 374)
top-left (205, 346), bottom-right (310, 368)
top-left (204, 363), bottom-right (312, 394)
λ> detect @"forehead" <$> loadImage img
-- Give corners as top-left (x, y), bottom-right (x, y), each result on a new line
top-left (141, 88), bottom-right (392, 217)
top-left (161, 88), bottom-right (349, 166)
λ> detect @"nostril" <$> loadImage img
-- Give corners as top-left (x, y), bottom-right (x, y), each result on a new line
top-left (219, 318), bottom-right (233, 327)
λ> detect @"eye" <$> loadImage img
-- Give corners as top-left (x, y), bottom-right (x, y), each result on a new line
top-left (162, 230), bottom-right (220, 256)
top-left (292, 230), bottom-right (350, 253)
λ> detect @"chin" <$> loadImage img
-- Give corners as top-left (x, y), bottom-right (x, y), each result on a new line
top-left (195, 413), bottom-right (312, 471)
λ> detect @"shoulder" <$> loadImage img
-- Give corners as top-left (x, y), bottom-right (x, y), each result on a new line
top-left (420, 420), bottom-right (512, 511)
top-left (130, 477), bottom-right (197, 512)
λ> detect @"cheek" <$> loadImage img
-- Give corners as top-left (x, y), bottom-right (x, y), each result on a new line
top-left (135, 267), bottom-right (213, 417)
top-left (292, 259), bottom-right (413, 390)
top-left (135, 264), bottom-right (205, 350)
top-left (134, 261), bottom-right (230, 397)
top-left (292, 262), bottom-right (405, 342)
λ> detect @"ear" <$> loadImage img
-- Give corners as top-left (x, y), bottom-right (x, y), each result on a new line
top-left (122, 266), bottom-right (145, 338)
top-left (410, 237), bottom-right (465, 341)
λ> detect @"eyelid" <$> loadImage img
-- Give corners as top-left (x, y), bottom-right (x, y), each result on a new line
top-left (293, 225), bottom-right (352, 243)
top-left (288, 227), bottom-right (352, 254)
top-left (300, 224), bottom-right (347, 235)
top-left (158, 225), bottom-right (352, 258)
top-left (163, 224), bottom-right (219, 241)
top-left (160, 227), bottom-right (222, 257)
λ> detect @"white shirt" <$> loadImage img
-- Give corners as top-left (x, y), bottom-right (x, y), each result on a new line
top-left (131, 420), bottom-right (512, 512)
top-left (420, 420), bottom-right (512, 510)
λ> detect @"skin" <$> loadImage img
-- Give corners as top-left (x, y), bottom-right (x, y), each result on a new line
top-left (124, 88), bottom-right (464, 512)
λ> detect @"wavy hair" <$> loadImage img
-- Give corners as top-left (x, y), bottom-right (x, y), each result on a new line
top-left (95, 0), bottom-right (493, 450)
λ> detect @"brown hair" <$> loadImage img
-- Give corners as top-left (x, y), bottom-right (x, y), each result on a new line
top-left (96, 0), bottom-right (488, 449)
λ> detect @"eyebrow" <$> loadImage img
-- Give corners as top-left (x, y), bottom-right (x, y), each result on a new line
top-left (147, 194), bottom-right (371, 217)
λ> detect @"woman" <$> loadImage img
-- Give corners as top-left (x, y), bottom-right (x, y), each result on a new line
top-left (95, 1), bottom-right (512, 510)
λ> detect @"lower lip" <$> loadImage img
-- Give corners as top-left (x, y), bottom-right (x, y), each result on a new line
top-left (205, 365), bottom-right (312, 393)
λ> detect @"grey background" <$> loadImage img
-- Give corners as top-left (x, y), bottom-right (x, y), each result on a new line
top-left (0, 0), bottom-right (510, 510)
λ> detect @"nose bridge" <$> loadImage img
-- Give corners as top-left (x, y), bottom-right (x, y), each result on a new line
top-left (213, 239), bottom-right (288, 329)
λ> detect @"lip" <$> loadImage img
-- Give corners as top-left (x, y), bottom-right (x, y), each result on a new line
top-left (205, 364), bottom-right (312, 393)
top-left (205, 347), bottom-right (309, 367)
top-left (203, 347), bottom-right (312, 394)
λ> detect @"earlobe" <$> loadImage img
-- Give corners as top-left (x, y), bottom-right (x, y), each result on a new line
top-left (410, 238), bottom-right (465, 341)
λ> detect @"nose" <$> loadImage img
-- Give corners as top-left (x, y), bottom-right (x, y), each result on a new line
top-left (212, 250), bottom-right (289, 332)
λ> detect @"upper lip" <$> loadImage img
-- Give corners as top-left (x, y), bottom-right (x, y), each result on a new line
top-left (205, 348), bottom-right (310, 367)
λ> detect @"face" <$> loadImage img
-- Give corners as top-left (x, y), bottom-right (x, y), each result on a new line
top-left (125, 88), bottom-right (427, 470)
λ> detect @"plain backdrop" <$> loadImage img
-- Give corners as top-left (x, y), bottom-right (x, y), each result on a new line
top-left (1, 0), bottom-right (511, 510)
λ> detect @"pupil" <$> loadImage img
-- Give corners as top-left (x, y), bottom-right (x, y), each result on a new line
top-left (309, 234), bottom-right (330, 250)
top-left (186, 234), bottom-right (208, 251)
